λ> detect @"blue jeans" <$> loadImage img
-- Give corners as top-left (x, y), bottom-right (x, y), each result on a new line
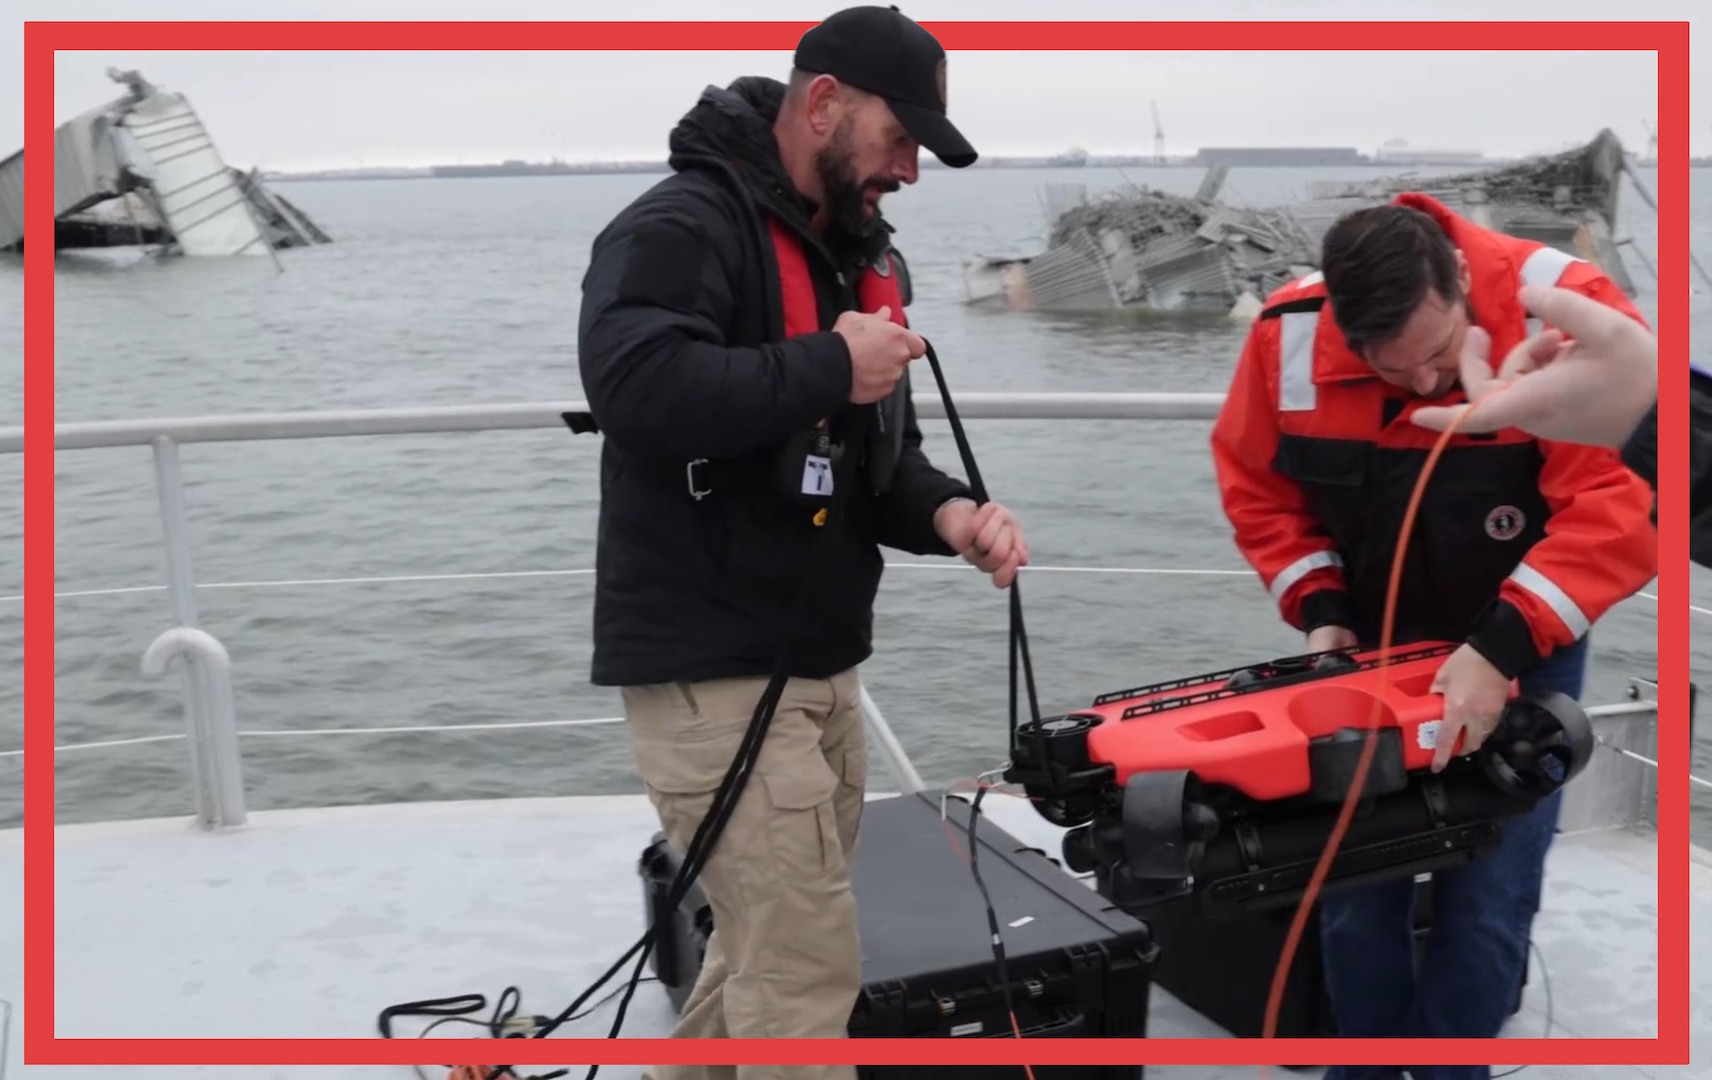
top-left (1320, 636), bottom-right (1589, 1080)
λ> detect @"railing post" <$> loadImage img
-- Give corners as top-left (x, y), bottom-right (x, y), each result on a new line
top-left (142, 628), bottom-right (247, 828)
top-left (857, 683), bottom-right (926, 795)
top-left (1559, 689), bottom-right (1662, 833)
top-left (152, 435), bottom-right (200, 627)
top-left (148, 436), bottom-right (246, 826)
top-left (1690, 682), bottom-right (1699, 747)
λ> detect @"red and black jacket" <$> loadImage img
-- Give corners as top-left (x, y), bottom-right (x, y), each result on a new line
top-left (1209, 193), bottom-right (1659, 679)
top-left (576, 75), bottom-right (972, 689)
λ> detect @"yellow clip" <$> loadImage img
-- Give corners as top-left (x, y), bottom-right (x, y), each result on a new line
top-left (812, 507), bottom-right (828, 527)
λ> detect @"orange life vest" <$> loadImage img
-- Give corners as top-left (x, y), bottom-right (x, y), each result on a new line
top-left (764, 216), bottom-right (911, 524)
top-left (767, 217), bottom-right (909, 336)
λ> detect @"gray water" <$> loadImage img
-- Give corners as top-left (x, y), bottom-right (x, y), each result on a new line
top-left (2, 163), bottom-right (1706, 844)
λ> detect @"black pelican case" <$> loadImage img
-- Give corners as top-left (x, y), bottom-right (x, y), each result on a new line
top-left (1137, 871), bottom-right (1526, 1041)
top-left (640, 789), bottom-right (1158, 1079)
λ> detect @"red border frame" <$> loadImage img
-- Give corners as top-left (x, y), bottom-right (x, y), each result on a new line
top-left (23, 17), bottom-right (1690, 1072)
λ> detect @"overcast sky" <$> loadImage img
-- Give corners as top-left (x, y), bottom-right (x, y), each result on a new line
top-left (6, 0), bottom-right (1705, 171)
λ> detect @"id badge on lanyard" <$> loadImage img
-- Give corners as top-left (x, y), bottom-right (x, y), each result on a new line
top-left (800, 427), bottom-right (835, 500)
top-left (775, 421), bottom-right (841, 516)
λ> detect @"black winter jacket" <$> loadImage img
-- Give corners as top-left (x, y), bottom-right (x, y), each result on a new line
top-left (1623, 366), bottom-right (1712, 569)
top-left (575, 76), bottom-right (973, 688)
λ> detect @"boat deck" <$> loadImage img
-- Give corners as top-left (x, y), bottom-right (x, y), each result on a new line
top-left (4, 790), bottom-right (1707, 1079)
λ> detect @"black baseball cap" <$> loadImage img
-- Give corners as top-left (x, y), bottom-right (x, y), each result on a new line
top-left (793, 5), bottom-right (978, 168)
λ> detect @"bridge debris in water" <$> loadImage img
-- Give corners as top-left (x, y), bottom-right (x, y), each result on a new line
top-left (0, 68), bottom-right (331, 258)
top-left (963, 129), bottom-right (1642, 317)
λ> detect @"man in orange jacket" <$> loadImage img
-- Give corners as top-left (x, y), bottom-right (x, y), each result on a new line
top-left (1209, 194), bottom-right (1658, 1080)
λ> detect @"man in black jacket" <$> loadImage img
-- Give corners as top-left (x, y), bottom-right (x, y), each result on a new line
top-left (575, 7), bottom-right (1025, 1075)
top-left (1411, 282), bottom-right (1707, 565)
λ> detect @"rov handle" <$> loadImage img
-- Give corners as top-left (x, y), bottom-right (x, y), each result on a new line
top-left (1224, 649), bottom-right (1357, 690)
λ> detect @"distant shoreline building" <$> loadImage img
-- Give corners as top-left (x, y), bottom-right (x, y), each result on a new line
top-left (1371, 138), bottom-right (1490, 168)
top-left (427, 158), bottom-right (668, 178)
top-left (1372, 149), bottom-right (1492, 167)
top-left (1192, 146), bottom-right (1369, 167)
top-left (260, 141), bottom-right (1711, 184)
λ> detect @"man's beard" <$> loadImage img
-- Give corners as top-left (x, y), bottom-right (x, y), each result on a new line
top-left (813, 119), bottom-right (897, 240)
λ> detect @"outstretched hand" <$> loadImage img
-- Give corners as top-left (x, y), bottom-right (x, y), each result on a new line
top-left (1410, 284), bottom-right (1657, 449)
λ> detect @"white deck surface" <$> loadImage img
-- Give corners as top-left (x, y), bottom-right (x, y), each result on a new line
top-left (3, 791), bottom-right (1709, 1079)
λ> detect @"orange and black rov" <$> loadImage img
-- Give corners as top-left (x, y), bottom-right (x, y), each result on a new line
top-left (1001, 640), bottom-right (1595, 918)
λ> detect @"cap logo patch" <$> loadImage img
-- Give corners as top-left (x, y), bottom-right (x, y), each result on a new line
top-left (935, 57), bottom-right (947, 108)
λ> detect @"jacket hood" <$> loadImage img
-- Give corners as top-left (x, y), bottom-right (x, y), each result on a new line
top-left (1392, 191), bottom-right (1532, 347)
top-left (666, 75), bottom-right (896, 259)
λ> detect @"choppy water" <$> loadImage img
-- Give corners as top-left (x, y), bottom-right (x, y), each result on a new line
top-left (1, 163), bottom-right (1706, 843)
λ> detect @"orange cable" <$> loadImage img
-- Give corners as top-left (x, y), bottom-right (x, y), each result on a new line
top-left (1256, 391), bottom-right (1493, 1076)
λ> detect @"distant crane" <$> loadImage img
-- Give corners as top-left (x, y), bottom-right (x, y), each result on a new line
top-left (1643, 119), bottom-right (1657, 162)
top-left (1151, 100), bottom-right (1166, 165)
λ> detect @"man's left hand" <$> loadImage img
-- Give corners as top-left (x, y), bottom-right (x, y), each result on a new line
top-left (934, 497), bottom-right (1029, 588)
top-left (1410, 285), bottom-right (1657, 449)
top-left (1429, 644), bottom-right (1514, 772)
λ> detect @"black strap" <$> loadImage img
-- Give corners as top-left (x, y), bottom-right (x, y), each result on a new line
top-left (559, 409), bottom-right (739, 498)
top-left (562, 409), bottom-right (851, 505)
top-left (561, 410), bottom-right (599, 435)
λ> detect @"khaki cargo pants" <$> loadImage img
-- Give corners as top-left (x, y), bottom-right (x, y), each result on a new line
top-left (623, 667), bottom-right (867, 1080)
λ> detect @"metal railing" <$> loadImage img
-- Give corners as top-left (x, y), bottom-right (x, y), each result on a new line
top-left (0, 393), bottom-right (1692, 832)
top-left (0, 392), bottom-right (1227, 454)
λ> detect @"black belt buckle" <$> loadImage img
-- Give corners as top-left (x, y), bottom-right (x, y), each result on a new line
top-left (686, 458), bottom-right (712, 501)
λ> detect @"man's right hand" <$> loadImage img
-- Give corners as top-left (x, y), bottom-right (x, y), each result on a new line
top-left (1306, 625), bottom-right (1358, 653)
top-left (836, 306), bottom-right (925, 404)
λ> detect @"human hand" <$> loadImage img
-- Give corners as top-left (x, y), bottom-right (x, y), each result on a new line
top-left (1428, 644), bottom-right (1514, 772)
top-left (933, 497), bottom-right (1029, 588)
top-left (1410, 284), bottom-right (1657, 448)
top-left (1306, 625), bottom-right (1358, 653)
top-left (835, 306), bottom-right (926, 405)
